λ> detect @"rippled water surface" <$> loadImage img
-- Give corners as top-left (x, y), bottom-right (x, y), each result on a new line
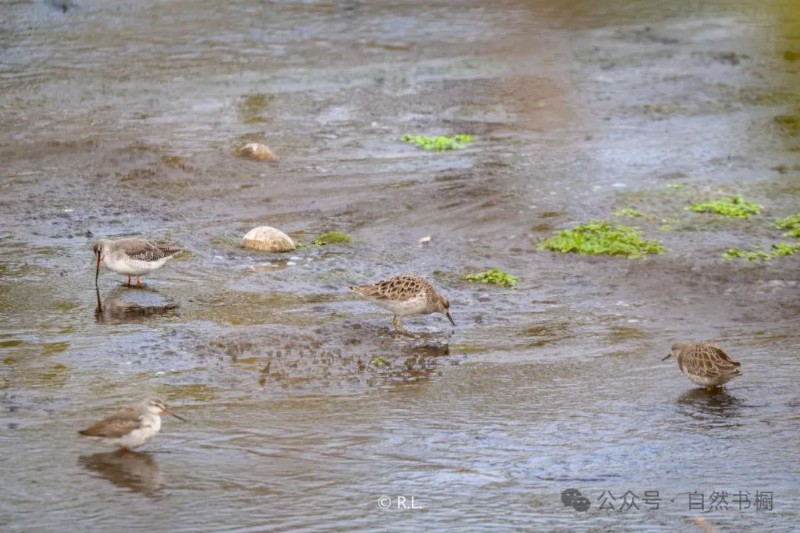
top-left (1, 0), bottom-right (799, 531)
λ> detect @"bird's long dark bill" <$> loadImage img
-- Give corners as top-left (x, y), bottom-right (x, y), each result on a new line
top-left (661, 353), bottom-right (672, 361)
top-left (446, 312), bottom-right (456, 326)
top-left (95, 252), bottom-right (101, 285)
top-left (163, 409), bottom-right (187, 422)
top-left (95, 286), bottom-right (103, 313)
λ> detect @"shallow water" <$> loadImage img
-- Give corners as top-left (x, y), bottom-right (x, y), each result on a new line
top-left (1, 0), bottom-right (799, 531)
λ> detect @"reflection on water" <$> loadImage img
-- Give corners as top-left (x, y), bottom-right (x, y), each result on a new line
top-left (78, 450), bottom-right (162, 497)
top-left (676, 388), bottom-right (744, 428)
top-left (95, 287), bottom-right (179, 324)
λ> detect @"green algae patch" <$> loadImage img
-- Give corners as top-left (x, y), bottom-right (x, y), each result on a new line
top-left (160, 154), bottom-right (193, 172)
top-left (538, 220), bottom-right (665, 259)
top-left (464, 268), bottom-right (518, 287)
top-left (313, 232), bottom-right (351, 246)
top-left (41, 341), bottom-right (69, 356)
top-left (660, 217), bottom-right (678, 232)
top-left (0, 339), bottom-right (23, 348)
top-left (666, 183), bottom-right (685, 190)
top-left (613, 208), bottom-right (645, 218)
top-left (775, 214), bottom-right (800, 238)
top-left (402, 134), bottom-right (474, 151)
top-left (39, 363), bottom-right (69, 388)
top-left (689, 196), bottom-right (762, 219)
top-left (159, 383), bottom-right (219, 402)
top-left (238, 93), bottom-right (272, 123)
top-left (771, 242), bottom-right (800, 257)
top-left (54, 300), bottom-right (80, 313)
top-left (723, 248), bottom-right (772, 261)
top-left (723, 242), bottom-right (800, 261)
top-left (774, 113), bottom-right (800, 137)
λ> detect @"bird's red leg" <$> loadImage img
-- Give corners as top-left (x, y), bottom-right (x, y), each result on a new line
top-left (136, 276), bottom-right (142, 287)
top-left (127, 275), bottom-right (132, 287)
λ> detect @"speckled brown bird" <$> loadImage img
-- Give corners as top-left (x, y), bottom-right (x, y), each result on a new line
top-left (349, 274), bottom-right (455, 332)
top-left (662, 342), bottom-right (742, 389)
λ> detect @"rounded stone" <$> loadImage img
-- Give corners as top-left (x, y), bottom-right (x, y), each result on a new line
top-left (237, 142), bottom-right (276, 161)
top-left (242, 226), bottom-right (295, 252)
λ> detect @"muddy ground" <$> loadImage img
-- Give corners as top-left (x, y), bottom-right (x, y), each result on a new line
top-left (1, 0), bottom-right (799, 530)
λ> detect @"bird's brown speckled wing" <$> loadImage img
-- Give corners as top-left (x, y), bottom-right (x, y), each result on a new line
top-left (706, 343), bottom-right (742, 373)
top-left (120, 239), bottom-right (180, 262)
top-left (682, 343), bottom-right (741, 377)
top-left (79, 409), bottom-right (143, 438)
top-left (351, 274), bottom-right (431, 300)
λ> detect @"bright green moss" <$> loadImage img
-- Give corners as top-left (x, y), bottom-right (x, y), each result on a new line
top-left (723, 248), bottom-right (772, 261)
top-left (464, 268), bottom-right (518, 287)
top-left (689, 196), bottom-right (762, 219)
top-left (312, 232), bottom-right (351, 246)
top-left (402, 134), bottom-right (474, 151)
top-left (771, 242), bottom-right (800, 257)
top-left (775, 214), bottom-right (800, 238)
top-left (538, 220), bottom-right (665, 259)
top-left (613, 208), bottom-right (645, 218)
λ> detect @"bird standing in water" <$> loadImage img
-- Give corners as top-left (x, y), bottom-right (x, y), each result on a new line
top-left (93, 238), bottom-right (181, 287)
top-left (662, 342), bottom-right (742, 390)
top-left (79, 398), bottom-right (186, 450)
top-left (349, 274), bottom-right (455, 333)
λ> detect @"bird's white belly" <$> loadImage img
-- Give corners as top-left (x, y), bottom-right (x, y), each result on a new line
top-left (375, 295), bottom-right (429, 317)
top-left (685, 372), bottom-right (734, 387)
top-left (109, 416), bottom-right (161, 449)
top-left (105, 256), bottom-right (170, 276)
top-left (111, 427), bottom-right (157, 449)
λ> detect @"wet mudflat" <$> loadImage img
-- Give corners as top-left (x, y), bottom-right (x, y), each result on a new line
top-left (1, 0), bottom-right (799, 531)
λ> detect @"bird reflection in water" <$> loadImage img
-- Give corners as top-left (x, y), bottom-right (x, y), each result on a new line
top-left (95, 286), bottom-right (179, 324)
top-left (78, 449), bottom-right (163, 496)
top-left (677, 387), bottom-right (744, 424)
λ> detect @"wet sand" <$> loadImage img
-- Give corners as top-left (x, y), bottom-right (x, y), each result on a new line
top-left (1, 0), bottom-right (799, 530)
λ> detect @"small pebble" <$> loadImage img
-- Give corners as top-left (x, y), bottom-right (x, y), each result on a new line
top-left (237, 142), bottom-right (276, 161)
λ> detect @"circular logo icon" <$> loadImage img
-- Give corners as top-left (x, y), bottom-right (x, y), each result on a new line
top-left (561, 488), bottom-right (582, 507)
top-left (572, 496), bottom-right (591, 512)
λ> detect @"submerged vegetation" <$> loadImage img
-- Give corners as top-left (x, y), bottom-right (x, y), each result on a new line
top-left (538, 220), bottom-right (665, 259)
top-left (775, 214), bottom-right (800, 238)
top-left (771, 242), bottom-right (800, 257)
top-left (293, 231), bottom-right (352, 248)
top-left (613, 208), bottom-right (645, 218)
top-left (723, 248), bottom-right (772, 261)
top-left (370, 356), bottom-right (387, 367)
top-left (464, 268), bottom-right (518, 287)
top-left (718, 213), bottom-right (800, 261)
top-left (312, 232), bottom-right (351, 246)
top-left (774, 113), bottom-right (800, 137)
top-left (723, 242), bottom-right (800, 261)
top-left (402, 134), bottom-right (474, 151)
top-left (689, 195), bottom-right (762, 218)
top-left (238, 93), bottom-right (272, 123)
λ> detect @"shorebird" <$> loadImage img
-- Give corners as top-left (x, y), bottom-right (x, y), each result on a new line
top-left (662, 342), bottom-right (742, 389)
top-left (79, 398), bottom-right (186, 450)
top-left (92, 238), bottom-right (181, 287)
top-left (349, 274), bottom-right (455, 332)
